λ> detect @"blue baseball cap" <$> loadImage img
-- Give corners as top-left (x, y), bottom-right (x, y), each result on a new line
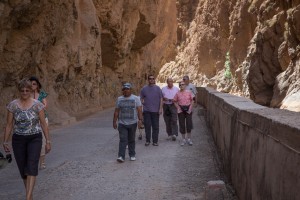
top-left (122, 83), bottom-right (132, 89)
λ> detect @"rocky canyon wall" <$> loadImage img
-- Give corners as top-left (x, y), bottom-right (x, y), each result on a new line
top-left (0, 0), bottom-right (177, 126)
top-left (158, 0), bottom-right (300, 112)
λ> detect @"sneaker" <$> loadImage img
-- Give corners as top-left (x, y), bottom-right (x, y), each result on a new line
top-left (187, 139), bottom-right (193, 146)
top-left (117, 157), bottom-right (125, 162)
top-left (180, 139), bottom-right (186, 146)
top-left (172, 135), bottom-right (176, 141)
top-left (152, 143), bottom-right (158, 146)
top-left (130, 157), bottom-right (136, 161)
top-left (166, 136), bottom-right (172, 140)
top-left (145, 142), bottom-right (150, 146)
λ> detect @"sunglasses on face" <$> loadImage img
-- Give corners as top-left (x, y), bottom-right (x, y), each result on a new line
top-left (148, 78), bottom-right (155, 80)
top-left (122, 88), bottom-right (130, 91)
top-left (179, 84), bottom-right (185, 86)
top-left (20, 89), bottom-right (31, 93)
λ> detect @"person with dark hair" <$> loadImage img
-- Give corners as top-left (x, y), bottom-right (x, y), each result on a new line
top-left (29, 76), bottom-right (49, 170)
top-left (3, 78), bottom-right (51, 200)
top-left (113, 83), bottom-right (143, 162)
top-left (140, 75), bottom-right (163, 146)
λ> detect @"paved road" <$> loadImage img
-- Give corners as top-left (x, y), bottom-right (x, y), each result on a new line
top-left (0, 107), bottom-right (230, 200)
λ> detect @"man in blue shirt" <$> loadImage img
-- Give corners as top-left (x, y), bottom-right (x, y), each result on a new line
top-left (113, 83), bottom-right (143, 162)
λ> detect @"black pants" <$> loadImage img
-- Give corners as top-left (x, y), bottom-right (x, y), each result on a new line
top-left (163, 104), bottom-right (178, 136)
top-left (178, 112), bottom-right (193, 134)
top-left (143, 111), bottom-right (160, 143)
top-left (12, 133), bottom-right (42, 179)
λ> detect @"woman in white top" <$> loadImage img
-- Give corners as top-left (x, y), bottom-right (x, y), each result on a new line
top-left (3, 78), bottom-right (51, 200)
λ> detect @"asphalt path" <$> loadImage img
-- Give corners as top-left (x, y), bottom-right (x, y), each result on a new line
top-left (0, 107), bottom-right (228, 200)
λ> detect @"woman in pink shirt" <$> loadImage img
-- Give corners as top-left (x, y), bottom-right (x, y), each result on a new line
top-left (173, 81), bottom-right (194, 146)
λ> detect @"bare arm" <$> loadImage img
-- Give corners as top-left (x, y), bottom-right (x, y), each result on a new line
top-left (137, 106), bottom-right (143, 121)
top-left (140, 97), bottom-right (144, 104)
top-left (3, 111), bottom-right (13, 152)
top-left (42, 98), bottom-right (48, 109)
top-left (159, 97), bottom-right (163, 115)
top-left (39, 109), bottom-right (51, 153)
top-left (113, 108), bottom-right (119, 129)
top-left (136, 106), bottom-right (143, 128)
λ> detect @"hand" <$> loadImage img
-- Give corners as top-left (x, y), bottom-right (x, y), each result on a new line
top-left (3, 143), bottom-right (10, 153)
top-left (113, 121), bottom-right (117, 129)
top-left (159, 108), bottom-right (163, 115)
top-left (177, 108), bottom-right (182, 114)
top-left (45, 143), bottom-right (51, 154)
top-left (138, 120), bottom-right (143, 129)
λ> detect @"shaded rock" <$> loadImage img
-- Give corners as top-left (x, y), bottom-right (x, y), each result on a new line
top-left (0, 0), bottom-right (177, 127)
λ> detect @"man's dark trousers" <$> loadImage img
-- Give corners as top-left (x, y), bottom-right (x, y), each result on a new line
top-left (118, 123), bottom-right (137, 159)
top-left (163, 104), bottom-right (178, 136)
top-left (143, 111), bottom-right (159, 144)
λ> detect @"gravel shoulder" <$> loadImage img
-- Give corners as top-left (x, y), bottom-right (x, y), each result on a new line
top-left (0, 107), bottom-right (235, 200)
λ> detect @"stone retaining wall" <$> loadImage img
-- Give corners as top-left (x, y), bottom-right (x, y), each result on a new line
top-left (198, 87), bottom-right (300, 200)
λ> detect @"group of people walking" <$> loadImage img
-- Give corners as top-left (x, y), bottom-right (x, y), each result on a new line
top-left (113, 75), bottom-right (197, 163)
top-left (1, 74), bottom-right (197, 199)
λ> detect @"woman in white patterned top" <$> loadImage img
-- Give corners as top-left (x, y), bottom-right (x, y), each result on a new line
top-left (3, 78), bottom-right (51, 200)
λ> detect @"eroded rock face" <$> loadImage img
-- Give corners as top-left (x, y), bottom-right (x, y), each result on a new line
top-left (0, 0), bottom-right (177, 126)
top-left (158, 0), bottom-right (300, 111)
top-left (1, 0), bottom-right (299, 128)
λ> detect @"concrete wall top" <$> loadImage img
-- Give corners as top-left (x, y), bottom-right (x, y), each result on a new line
top-left (197, 87), bottom-right (300, 152)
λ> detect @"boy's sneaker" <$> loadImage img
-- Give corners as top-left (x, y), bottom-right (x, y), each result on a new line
top-left (152, 143), bottom-right (159, 146)
top-left (187, 139), bottom-right (193, 146)
top-left (117, 157), bottom-right (125, 163)
top-left (180, 139), bottom-right (186, 146)
top-left (130, 157), bottom-right (136, 161)
top-left (172, 135), bottom-right (177, 141)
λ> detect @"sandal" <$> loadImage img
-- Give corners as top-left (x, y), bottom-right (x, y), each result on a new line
top-left (40, 163), bottom-right (46, 170)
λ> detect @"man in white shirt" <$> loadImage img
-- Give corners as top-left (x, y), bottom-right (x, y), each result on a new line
top-left (161, 78), bottom-right (179, 141)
